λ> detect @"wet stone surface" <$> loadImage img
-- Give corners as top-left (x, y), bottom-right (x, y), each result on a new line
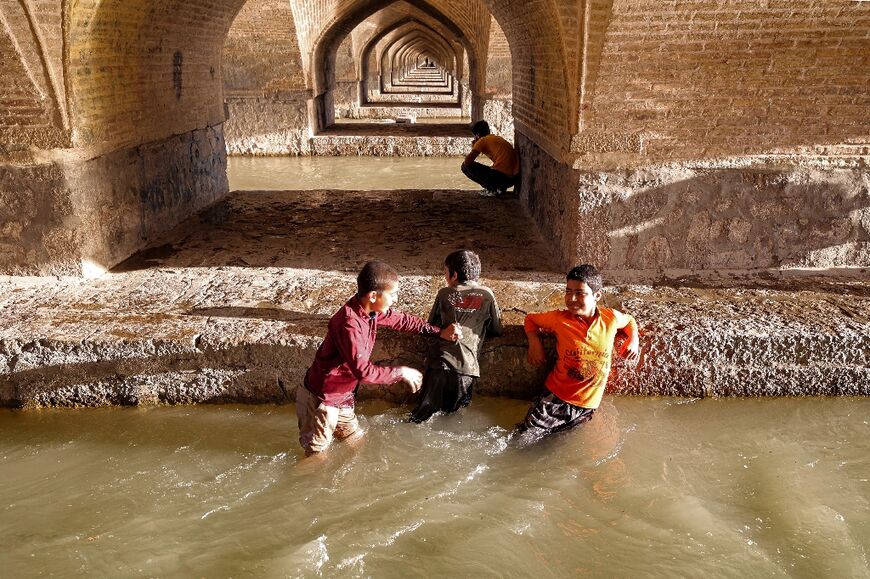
top-left (1, 189), bottom-right (868, 407)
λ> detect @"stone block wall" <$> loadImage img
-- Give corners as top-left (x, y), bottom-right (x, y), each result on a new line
top-left (0, 125), bottom-right (228, 276)
top-left (576, 165), bottom-right (870, 278)
top-left (225, 94), bottom-right (313, 156)
top-left (515, 129), bottom-right (580, 270)
top-left (0, 162), bottom-right (79, 275)
top-left (70, 125), bottom-right (229, 271)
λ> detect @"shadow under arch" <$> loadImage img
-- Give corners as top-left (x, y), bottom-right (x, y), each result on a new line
top-left (311, 0), bottom-right (484, 132)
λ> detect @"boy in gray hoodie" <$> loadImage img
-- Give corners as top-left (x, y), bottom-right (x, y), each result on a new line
top-left (409, 250), bottom-right (503, 423)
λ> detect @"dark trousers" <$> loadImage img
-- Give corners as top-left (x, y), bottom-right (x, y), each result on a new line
top-left (461, 161), bottom-right (516, 193)
top-left (409, 366), bottom-right (477, 423)
top-left (514, 392), bottom-right (595, 443)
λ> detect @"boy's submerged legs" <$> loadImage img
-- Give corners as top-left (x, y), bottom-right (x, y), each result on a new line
top-left (409, 365), bottom-right (476, 423)
top-left (514, 392), bottom-right (595, 443)
top-left (296, 385), bottom-right (360, 456)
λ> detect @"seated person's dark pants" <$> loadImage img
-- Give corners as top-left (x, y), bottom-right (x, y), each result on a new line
top-left (461, 161), bottom-right (516, 193)
top-left (409, 365), bottom-right (476, 423)
top-left (515, 392), bottom-right (595, 439)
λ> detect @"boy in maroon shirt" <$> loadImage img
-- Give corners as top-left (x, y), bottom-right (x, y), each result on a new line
top-left (297, 261), bottom-right (460, 456)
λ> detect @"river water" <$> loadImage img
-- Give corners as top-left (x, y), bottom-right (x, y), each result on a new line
top-left (1, 397), bottom-right (867, 577)
top-left (228, 156), bottom-right (478, 191)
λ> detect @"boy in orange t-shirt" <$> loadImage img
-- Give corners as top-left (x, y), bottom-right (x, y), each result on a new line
top-left (517, 264), bottom-right (639, 440)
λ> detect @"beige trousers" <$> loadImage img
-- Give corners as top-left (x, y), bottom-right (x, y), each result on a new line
top-left (295, 385), bottom-right (360, 455)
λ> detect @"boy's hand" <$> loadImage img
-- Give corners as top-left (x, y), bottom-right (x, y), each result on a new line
top-left (527, 338), bottom-right (546, 367)
top-left (398, 366), bottom-right (423, 392)
top-left (619, 339), bottom-right (640, 365)
top-left (439, 323), bottom-right (463, 342)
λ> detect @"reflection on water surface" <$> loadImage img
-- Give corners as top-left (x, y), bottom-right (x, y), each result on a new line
top-left (1, 397), bottom-right (867, 576)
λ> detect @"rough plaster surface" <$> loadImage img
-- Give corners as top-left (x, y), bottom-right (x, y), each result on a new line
top-left (225, 95), bottom-right (312, 156)
top-left (575, 166), bottom-right (870, 276)
top-left (0, 162), bottom-right (80, 276)
top-left (1, 189), bottom-right (867, 408)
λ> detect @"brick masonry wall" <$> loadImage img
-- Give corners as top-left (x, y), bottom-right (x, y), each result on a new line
top-left (486, 1), bottom-right (575, 158)
top-left (583, 0), bottom-right (870, 160)
top-left (0, 0), bottom-right (69, 150)
top-left (67, 0), bottom-right (241, 155)
top-left (484, 16), bottom-right (511, 98)
top-left (224, 0), bottom-right (306, 94)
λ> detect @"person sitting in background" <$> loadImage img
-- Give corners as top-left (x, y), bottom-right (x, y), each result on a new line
top-left (461, 120), bottom-right (520, 197)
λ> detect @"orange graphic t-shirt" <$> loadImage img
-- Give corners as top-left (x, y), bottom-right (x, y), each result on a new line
top-left (524, 308), bottom-right (637, 409)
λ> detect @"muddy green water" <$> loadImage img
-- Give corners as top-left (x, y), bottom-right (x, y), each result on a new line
top-left (1, 397), bottom-right (867, 577)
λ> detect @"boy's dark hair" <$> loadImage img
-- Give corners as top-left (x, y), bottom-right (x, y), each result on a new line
top-left (470, 120), bottom-right (490, 138)
top-left (566, 264), bottom-right (603, 292)
top-left (357, 261), bottom-right (399, 297)
top-left (444, 250), bottom-right (481, 282)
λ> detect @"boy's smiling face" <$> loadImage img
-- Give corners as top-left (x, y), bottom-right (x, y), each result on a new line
top-left (564, 279), bottom-right (601, 318)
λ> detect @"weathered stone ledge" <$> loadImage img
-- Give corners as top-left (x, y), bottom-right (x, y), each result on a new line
top-left (1, 272), bottom-right (867, 408)
top-left (311, 135), bottom-right (472, 156)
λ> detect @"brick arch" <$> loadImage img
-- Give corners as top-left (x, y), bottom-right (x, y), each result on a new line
top-left (384, 33), bottom-right (454, 89)
top-left (369, 22), bottom-right (460, 90)
top-left (311, 0), bottom-right (483, 130)
top-left (383, 32), bottom-right (455, 78)
top-left (484, 0), bottom-right (572, 156)
top-left (67, 0), bottom-right (247, 154)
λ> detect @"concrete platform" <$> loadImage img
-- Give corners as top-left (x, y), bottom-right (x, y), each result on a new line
top-left (1, 189), bottom-right (868, 408)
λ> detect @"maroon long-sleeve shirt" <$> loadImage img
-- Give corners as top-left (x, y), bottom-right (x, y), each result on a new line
top-left (303, 297), bottom-right (441, 408)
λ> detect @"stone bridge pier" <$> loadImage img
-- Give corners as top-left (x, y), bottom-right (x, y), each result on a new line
top-left (0, 0), bottom-right (868, 406)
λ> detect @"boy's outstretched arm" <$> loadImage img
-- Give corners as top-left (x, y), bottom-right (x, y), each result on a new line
top-left (617, 313), bottom-right (640, 363)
